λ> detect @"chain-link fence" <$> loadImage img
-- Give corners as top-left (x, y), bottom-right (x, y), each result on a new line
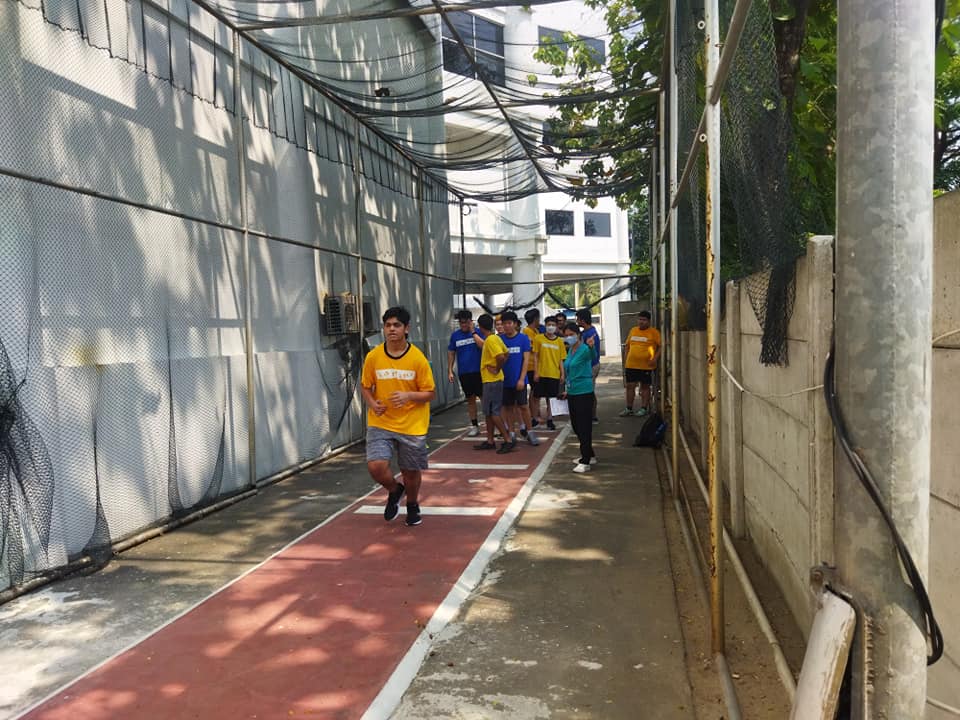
top-left (0, 0), bottom-right (463, 594)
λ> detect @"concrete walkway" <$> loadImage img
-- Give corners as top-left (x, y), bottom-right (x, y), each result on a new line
top-left (1, 360), bottom-right (695, 719)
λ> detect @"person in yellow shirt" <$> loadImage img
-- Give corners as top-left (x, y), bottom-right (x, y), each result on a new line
top-left (522, 308), bottom-right (543, 426)
top-left (360, 306), bottom-right (436, 526)
top-left (474, 313), bottom-right (513, 453)
top-left (621, 310), bottom-right (661, 417)
top-left (531, 317), bottom-right (566, 430)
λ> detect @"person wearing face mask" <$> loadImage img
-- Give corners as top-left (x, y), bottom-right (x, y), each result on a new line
top-left (560, 322), bottom-right (597, 473)
top-left (531, 318), bottom-right (566, 430)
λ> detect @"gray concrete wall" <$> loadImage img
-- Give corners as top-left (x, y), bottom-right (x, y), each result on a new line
top-left (927, 191), bottom-right (960, 713)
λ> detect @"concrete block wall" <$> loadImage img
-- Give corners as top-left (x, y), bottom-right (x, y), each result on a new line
top-left (927, 191), bottom-right (960, 711)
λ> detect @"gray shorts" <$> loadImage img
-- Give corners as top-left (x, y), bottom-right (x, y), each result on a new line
top-left (365, 426), bottom-right (429, 470)
top-left (482, 380), bottom-right (504, 416)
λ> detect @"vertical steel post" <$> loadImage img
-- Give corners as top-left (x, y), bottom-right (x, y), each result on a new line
top-left (234, 31), bottom-right (256, 486)
top-left (658, 92), bottom-right (667, 416)
top-left (354, 119), bottom-right (365, 435)
top-left (459, 199), bottom-right (467, 311)
top-left (835, 1), bottom-right (934, 716)
top-left (668, 0), bottom-right (680, 497)
top-left (704, 0), bottom-right (724, 655)
top-left (650, 149), bottom-right (658, 317)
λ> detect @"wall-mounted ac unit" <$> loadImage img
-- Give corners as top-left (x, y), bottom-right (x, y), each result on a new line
top-left (323, 295), bottom-right (376, 335)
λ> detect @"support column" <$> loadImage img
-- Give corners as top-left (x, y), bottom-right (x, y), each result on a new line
top-left (835, 2), bottom-right (934, 716)
top-left (511, 254), bottom-right (543, 311)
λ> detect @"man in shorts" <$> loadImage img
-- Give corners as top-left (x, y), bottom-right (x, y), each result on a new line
top-left (473, 314), bottom-right (513, 452)
top-left (447, 309), bottom-right (484, 436)
top-left (532, 317), bottom-right (566, 430)
top-left (621, 310), bottom-right (661, 417)
top-left (500, 311), bottom-right (538, 448)
top-left (522, 308), bottom-right (543, 424)
top-left (361, 306), bottom-right (436, 527)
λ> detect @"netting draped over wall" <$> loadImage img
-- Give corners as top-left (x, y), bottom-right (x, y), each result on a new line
top-left (673, 0), bottom-right (821, 364)
top-left (0, 0), bottom-right (460, 592)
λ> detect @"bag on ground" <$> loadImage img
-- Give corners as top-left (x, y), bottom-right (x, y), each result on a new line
top-left (634, 411), bottom-right (667, 448)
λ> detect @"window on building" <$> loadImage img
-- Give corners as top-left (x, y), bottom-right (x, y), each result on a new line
top-left (584, 212), bottom-right (611, 237)
top-left (538, 26), bottom-right (605, 64)
top-left (545, 210), bottom-right (575, 235)
top-left (442, 13), bottom-right (506, 87)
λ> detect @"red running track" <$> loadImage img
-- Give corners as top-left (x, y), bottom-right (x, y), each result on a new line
top-left (19, 429), bottom-right (564, 720)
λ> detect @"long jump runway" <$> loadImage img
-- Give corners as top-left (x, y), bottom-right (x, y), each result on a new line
top-left (16, 426), bottom-right (570, 720)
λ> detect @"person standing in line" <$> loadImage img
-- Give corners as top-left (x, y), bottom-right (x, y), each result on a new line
top-left (360, 306), bottom-right (436, 527)
top-left (621, 310), bottom-right (661, 417)
top-left (494, 314), bottom-right (505, 335)
top-left (473, 313), bottom-right (514, 453)
top-left (522, 308), bottom-right (544, 425)
top-left (447, 310), bottom-right (485, 436)
top-left (531, 316), bottom-right (566, 430)
top-left (576, 308), bottom-right (602, 423)
top-left (499, 311), bottom-right (539, 448)
top-left (561, 322), bottom-right (596, 473)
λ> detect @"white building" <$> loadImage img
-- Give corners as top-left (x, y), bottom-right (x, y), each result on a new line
top-left (441, 1), bottom-right (633, 355)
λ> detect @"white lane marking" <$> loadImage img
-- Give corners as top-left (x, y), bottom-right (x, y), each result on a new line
top-left (428, 463), bottom-right (528, 470)
top-left (354, 506), bottom-right (496, 517)
top-left (361, 424), bottom-right (572, 720)
top-left (467, 478), bottom-right (487, 484)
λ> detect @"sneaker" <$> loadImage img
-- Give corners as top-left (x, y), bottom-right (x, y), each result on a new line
top-left (519, 427), bottom-right (528, 438)
top-left (526, 431), bottom-right (540, 446)
top-left (467, 425), bottom-right (480, 437)
top-left (589, 457), bottom-right (598, 465)
top-left (546, 419), bottom-right (556, 431)
top-left (474, 441), bottom-right (497, 450)
top-left (573, 463), bottom-right (591, 473)
top-left (496, 441), bottom-right (516, 454)
top-left (618, 408), bottom-right (634, 417)
top-left (635, 407), bottom-right (649, 417)
top-left (405, 503), bottom-right (422, 526)
top-left (384, 483), bottom-right (405, 521)
top-left (531, 418), bottom-right (540, 428)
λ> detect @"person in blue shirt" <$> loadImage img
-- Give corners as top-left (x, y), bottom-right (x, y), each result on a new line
top-left (561, 321), bottom-right (597, 473)
top-left (447, 310), bottom-right (485, 436)
top-left (499, 311), bottom-right (539, 449)
top-left (576, 308), bottom-right (602, 423)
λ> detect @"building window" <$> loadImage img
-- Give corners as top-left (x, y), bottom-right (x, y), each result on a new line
top-left (584, 212), bottom-right (611, 237)
top-left (442, 13), bottom-right (506, 87)
top-left (538, 26), bottom-right (605, 64)
top-left (545, 210), bottom-right (575, 235)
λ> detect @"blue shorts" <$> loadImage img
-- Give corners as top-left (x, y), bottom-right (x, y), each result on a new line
top-left (365, 426), bottom-right (429, 470)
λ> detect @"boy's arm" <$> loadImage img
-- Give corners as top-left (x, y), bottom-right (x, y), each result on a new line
top-left (447, 349), bottom-right (456, 382)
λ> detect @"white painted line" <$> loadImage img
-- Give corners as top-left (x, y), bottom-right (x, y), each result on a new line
top-left (361, 424), bottom-right (572, 720)
top-left (11, 427), bottom-right (469, 720)
top-left (354, 506), bottom-right (496, 517)
top-left (428, 463), bottom-right (528, 470)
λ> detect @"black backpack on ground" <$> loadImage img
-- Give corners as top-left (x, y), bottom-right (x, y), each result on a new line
top-left (634, 411), bottom-right (667, 448)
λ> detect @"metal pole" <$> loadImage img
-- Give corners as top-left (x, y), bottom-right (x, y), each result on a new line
top-left (234, 31), bottom-right (256, 487)
top-left (668, 0), bottom-right (679, 497)
top-left (703, 0), bottom-right (723, 656)
top-left (835, 1), bottom-right (934, 716)
top-left (354, 120), bottom-right (365, 434)
top-left (417, 170), bottom-right (428, 342)
top-left (658, 91), bottom-right (667, 415)
top-left (650, 149), bottom-right (658, 318)
top-left (459, 199), bottom-right (467, 310)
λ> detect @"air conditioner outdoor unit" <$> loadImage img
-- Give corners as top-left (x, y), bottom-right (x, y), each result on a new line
top-left (323, 295), bottom-right (356, 335)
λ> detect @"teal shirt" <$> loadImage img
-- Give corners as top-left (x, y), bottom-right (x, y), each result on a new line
top-left (563, 343), bottom-right (594, 395)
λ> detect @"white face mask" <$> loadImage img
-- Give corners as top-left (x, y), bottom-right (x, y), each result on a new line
top-left (545, 325), bottom-right (557, 336)
top-left (563, 335), bottom-right (578, 347)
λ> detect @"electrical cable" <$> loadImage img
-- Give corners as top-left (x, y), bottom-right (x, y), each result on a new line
top-left (823, 338), bottom-right (944, 665)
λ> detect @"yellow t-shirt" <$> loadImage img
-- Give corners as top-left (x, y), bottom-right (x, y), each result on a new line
top-left (532, 334), bottom-right (566, 379)
top-left (361, 342), bottom-right (436, 436)
top-left (522, 326), bottom-right (540, 344)
top-left (480, 333), bottom-right (508, 383)
top-left (625, 327), bottom-right (661, 370)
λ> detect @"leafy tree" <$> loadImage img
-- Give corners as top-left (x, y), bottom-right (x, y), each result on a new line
top-left (936, 0), bottom-right (960, 191)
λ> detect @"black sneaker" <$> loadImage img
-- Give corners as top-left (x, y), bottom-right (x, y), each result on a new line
top-left (406, 503), bottom-right (422, 526)
top-left (519, 427), bottom-right (528, 438)
top-left (546, 419), bottom-right (556, 430)
top-left (531, 418), bottom-right (540, 428)
top-left (496, 441), bottom-right (516, 454)
top-left (384, 483), bottom-right (405, 521)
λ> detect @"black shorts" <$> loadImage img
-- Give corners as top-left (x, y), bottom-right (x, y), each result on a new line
top-left (625, 368), bottom-right (653, 385)
top-left (534, 377), bottom-right (560, 398)
top-left (526, 370), bottom-right (536, 387)
top-left (502, 385), bottom-right (528, 407)
top-left (458, 372), bottom-right (483, 398)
